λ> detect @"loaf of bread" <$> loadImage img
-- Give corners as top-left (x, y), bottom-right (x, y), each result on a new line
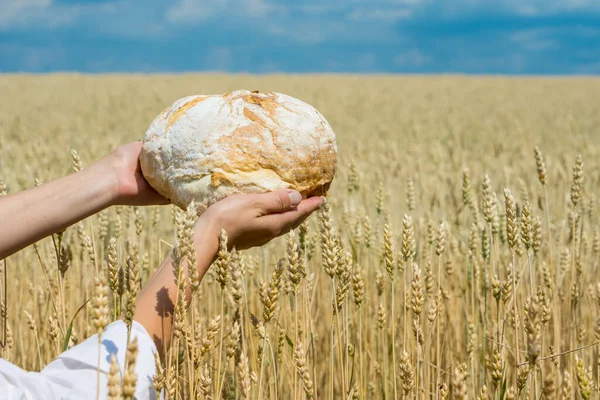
top-left (140, 90), bottom-right (337, 210)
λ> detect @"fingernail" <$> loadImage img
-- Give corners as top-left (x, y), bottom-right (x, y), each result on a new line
top-left (316, 197), bottom-right (324, 208)
top-left (288, 191), bottom-right (302, 207)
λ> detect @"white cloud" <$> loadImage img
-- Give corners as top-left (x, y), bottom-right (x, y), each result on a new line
top-left (0, 0), bottom-right (167, 38)
top-left (0, 0), bottom-right (51, 8)
top-left (393, 49), bottom-right (431, 67)
top-left (0, 0), bottom-right (123, 31)
top-left (0, 42), bottom-right (66, 71)
top-left (345, 7), bottom-right (412, 21)
top-left (164, 0), bottom-right (405, 45)
top-left (166, 0), bottom-right (270, 23)
top-left (203, 47), bottom-right (234, 71)
top-left (355, 52), bottom-right (378, 70)
top-left (0, 0), bottom-right (70, 30)
top-left (323, 52), bottom-right (377, 72)
top-left (21, 45), bottom-right (66, 70)
top-left (414, 0), bottom-right (600, 16)
top-left (244, 0), bottom-right (270, 16)
top-left (262, 2), bottom-right (409, 44)
top-left (166, 0), bottom-right (221, 22)
top-left (512, 0), bottom-right (600, 14)
top-left (511, 29), bottom-right (558, 51)
top-left (265, 21), bottom-right (329, 44)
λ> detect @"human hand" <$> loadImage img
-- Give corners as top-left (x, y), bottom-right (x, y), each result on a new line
top-left (194, 189), bottom-right (323, 252)
top-left (105, 141), bottom-right (170, 206)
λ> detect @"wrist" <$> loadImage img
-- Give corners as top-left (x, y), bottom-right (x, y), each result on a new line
top-left (193, 216), bottom-right (221, 270)
top-left (98, 156), bottom-right (123, 206)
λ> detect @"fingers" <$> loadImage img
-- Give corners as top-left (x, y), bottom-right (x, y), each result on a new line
top-left (121, 141), bottom-right (143, 154)
top-left (260, 196), bottom-right (323, 236)
top-left (296, 196), bottom-right (324, 215)
top-left (257, 189), bottom-right (303, 214)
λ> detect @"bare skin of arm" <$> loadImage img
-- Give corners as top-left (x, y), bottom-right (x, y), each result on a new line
top-left (134, 190), bottom-right (323, 354)
top-left (0, 142), bottom-right (168, 260)
top-left (0, 140), bottom-right (323, 357)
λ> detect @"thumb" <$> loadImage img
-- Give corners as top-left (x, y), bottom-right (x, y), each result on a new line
top-left (259, 189), bottom-right (303, 214)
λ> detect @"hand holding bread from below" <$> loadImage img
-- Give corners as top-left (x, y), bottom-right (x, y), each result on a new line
top-left (140, 90), bottom-right (337, 210)
top-left (194, 189), bottom-right (324, 252)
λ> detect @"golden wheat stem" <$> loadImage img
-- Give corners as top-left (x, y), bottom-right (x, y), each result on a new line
top-left (304, 275), bottom-right (318, 400)
top-left (392, 278), bottom-right (398, 400)
top-left (257, 335), bottom-right (268, 400)
top-left (294, 287), bottom-right (299, 400)
top-left (489, 224), bottom-right (497, 285)
top-left (241, 275), bottom-right (257, 391)
top-left (435, 255), bottom-right (442, 399)
top-left (270, 338), bottom-right (279, 400)
top-left (403, 261), bottom-right (408, 352)
top-left (358, 303), bottom-right (364, 399)
top-left (215, 293), bottom-right (225, 400)
top-left (51, 235), bottom-right (68, 332)
top-left (329, 271), bottom-right (347, 398)
top-left (345, 295), bottom-right (350, 400)
top-left (512, 252), bottom-right (520, 368)
top-left (569, 212), bottom-right (576, 376)
top-left (330, 319), bottom-right (335, 400)
top-left (482, 256), bottom-right (488, 386)
top-left (337, 298), bottom-right (347, 397)
top-left (380, 311), bottom-right (387, 399)
top-left (331, 274), bottom-right (347, 398)
top-left (189, 299), bottom-right (196, 397)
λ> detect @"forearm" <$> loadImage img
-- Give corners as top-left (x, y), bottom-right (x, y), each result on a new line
top-left (0, 160), bottom-right (118, 259)
top-left (132, 190), bottom-right (320, 356)
top-left (134, 220), bottom-right (219, 356)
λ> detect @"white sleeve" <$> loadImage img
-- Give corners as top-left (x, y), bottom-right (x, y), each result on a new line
top-left (0, 320), bottom-right (160, 400)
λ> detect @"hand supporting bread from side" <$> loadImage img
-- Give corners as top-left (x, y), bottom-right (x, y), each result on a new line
top-left (135, 185), bottom-right (323, 356)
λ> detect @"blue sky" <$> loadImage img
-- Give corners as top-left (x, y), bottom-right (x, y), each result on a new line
top-left (1, 0), bottom-right (599, 74)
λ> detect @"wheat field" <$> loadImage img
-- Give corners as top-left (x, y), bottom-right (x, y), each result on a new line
top-left (1, 74), bottom-right (600, 399)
